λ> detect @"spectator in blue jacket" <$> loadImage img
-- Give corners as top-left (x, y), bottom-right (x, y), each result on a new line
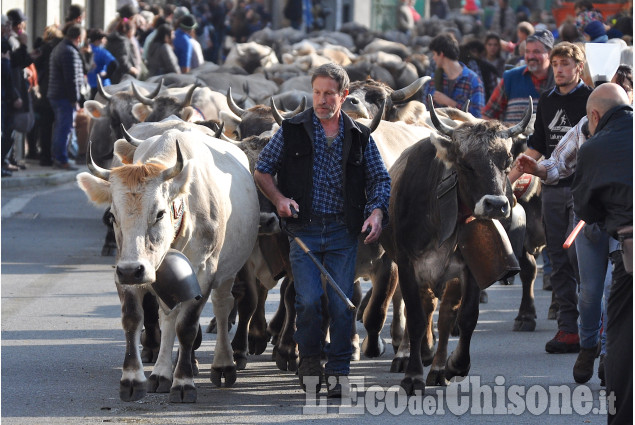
top-left (173, 14), bottom-right (197, 73)
top-left (85, 28), bottom-right (118, 99)
top-left (48, 23), bottom-right (84, 170)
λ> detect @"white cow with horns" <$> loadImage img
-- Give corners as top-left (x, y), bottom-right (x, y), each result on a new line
top-left (77, 123), bottom-right (259, 403)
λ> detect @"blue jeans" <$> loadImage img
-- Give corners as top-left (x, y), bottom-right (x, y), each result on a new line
top-left (49, 98), bottom-right (75, 164)
top-left (288, 217), bottom-right (357, 376)
top-left (575, 220), bottom-right (614, 353)
top-left (542, 250), bottom-right (552, 276)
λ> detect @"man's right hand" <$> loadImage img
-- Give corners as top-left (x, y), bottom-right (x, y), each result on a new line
top-left (515, 153), bottom-right (547, 180)
top-left (276, 198), bottom-right (299, 218)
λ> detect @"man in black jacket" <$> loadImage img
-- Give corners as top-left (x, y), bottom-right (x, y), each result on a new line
top-left (48, 24), bottom-right (84, 170)
top-left (572, 83), bottom-right (632, 425)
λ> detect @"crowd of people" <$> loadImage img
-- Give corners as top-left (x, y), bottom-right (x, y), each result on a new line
top-left (1, 0), bottom-right (631, 174)
top-left (0, 0), bottom-right (277, 174)
top-left (0, 0), bottom-right (632, 419)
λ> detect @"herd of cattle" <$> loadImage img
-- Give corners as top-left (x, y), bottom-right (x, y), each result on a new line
top-left (75, 24), bottom-right (546, 404)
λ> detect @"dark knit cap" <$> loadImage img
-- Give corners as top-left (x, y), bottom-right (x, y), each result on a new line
top-left (584, 20), bottom-right (606, 40)
top-left (526, 29), bottom-right (555, 50)
top-left (179, 14), bottom-right (197, 30)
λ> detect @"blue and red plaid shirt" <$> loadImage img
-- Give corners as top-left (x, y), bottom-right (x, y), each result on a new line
top-left (256, 112), bottom-right (391, 218)
top-left (422, 62), bottom-right (485, 117)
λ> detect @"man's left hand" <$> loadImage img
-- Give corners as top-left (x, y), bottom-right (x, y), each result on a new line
top-left (432, 91), bottom-right (457, 108)
top-left (362, 209), bottom-right (383, 244)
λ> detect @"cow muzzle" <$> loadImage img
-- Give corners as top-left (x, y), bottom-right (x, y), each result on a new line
top-left (116, 260), bottom-right (155, 285)
top-left (474, 195), bottom-right (510, 220)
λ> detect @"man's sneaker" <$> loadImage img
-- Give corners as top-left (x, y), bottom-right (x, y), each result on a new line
top-left (598, 354), bottom-right (606, 386)
top-left (573, 344), bottom-right (599, 383)
top-left (298, 356), bottom-right (323, 393)
top-left (325, 375), bottom-right (349, 398)
top-left (545, 330), bottom-right (580, 353)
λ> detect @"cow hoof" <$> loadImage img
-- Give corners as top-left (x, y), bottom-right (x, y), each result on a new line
top-left (234, 353), bottom-right (248, 371)
top-left (479, 290), bottom-right (488, 304)
top-left (513, 316), bottom-right (536, 332)
top-left (206, 317), bottom-right (217, 334)
top-left (141, 347), bottom-right (159, 363)
top-left (275, 350), bottom-right (298, 372)
top-left (426, 369), bottom-right (449, 387)
top-left (361, 336), bottom-right (386, 358)
top-left (390, 357), bottom-right (408, 373)
top-left (248, 334), bottom-right (270, 355)
top-left (210, 366), bottom-right (237, 387)
top-left (169, 384), bottom-right (197, 403)
top-left (445, 356), bottom-right (470, 381)
top-left (400, 377), bottom-right (425, 396)
top-left (271, 345), bottom-right (278, 361)
top-left (119, 379), bottom-right (147, 402)
top-left (147, 374), bottom-right (172, 393)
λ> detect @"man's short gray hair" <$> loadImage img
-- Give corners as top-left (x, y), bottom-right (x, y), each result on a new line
top-left (311, 63), bottom-right (350, 94)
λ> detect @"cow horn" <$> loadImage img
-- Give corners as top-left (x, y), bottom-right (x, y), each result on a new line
top-left (147, 78), bottom-right (164, 98)
top-left (219, 131), bottom-right (239, 144)
top-left (501, 97), bottom-right (533, 139)
top-left (368, 99), bottom-right (386, 133)
top-left (131, 82), bottom-right (154, 106)
top-left (391, 76), bottom-right (430, 102)
top-left (97, 75), bottom-right (112, 101)
top-left (162, 141), bottom-right (184, 181)
top-left (87, 141), bottom-right (111, 181)
top-left (463, 99), bottom-right (470, 113)
top-left (120, 124), bottom-right (143, 147)
top-left (428, 95), bottom-right (454, 136)
top-left (227, 87), bottom-right (246, 117)
top-left (181, 84), bottom-right (198, 108)
top-left (214, 121), bottom-right (225, 139)
top-left (270, 97), bottom-right (284, 126)
top-left (282, 96), bottom-right (307, 118)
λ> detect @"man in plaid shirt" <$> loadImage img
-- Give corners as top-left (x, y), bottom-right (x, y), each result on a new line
top-left (254, 63), bottom-right (390, 398)
top-left (422, 32), bottom-right (485, 117)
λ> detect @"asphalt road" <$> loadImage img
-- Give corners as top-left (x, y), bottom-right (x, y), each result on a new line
top-left (1, 181), bottom-right (609, 424)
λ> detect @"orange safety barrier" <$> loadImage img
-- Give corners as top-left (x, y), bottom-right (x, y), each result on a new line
top-left (552, 2), bottom-right (631, 27)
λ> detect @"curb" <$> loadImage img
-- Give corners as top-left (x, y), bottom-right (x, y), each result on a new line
top-left (1, 169), bottom-right (82, 190)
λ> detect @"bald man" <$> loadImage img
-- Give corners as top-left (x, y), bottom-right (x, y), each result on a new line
top-left (515, 78), bottom-right (633, 386)
top-left (572, 82), bottom-right (632, 425)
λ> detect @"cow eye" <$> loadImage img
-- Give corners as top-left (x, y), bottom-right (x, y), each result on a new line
top-left (107, 212), bottom-right (116, 225)
top-left (504, 157), bottom-right (513, 171)
top-left (156, 210), bottom-right (166, 222)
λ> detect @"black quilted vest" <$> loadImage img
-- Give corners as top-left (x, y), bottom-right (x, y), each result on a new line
top-left (277, 108), bottom-right (370, 234)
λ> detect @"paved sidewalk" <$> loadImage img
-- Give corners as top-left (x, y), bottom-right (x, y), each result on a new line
top-left (1, 158), bottom-right (86, 191)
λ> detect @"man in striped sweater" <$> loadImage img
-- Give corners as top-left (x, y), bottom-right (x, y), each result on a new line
top-left (482, 29), bottom-right (555, 126)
